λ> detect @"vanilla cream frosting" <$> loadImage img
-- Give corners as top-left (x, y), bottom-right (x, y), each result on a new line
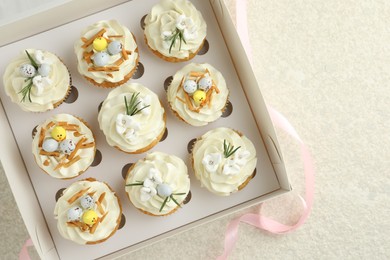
top-left (3, 49), bottom-right (70, 112)
top-left (125, 152), bottom-right (190, 216)
top-left (32, 114), bottom-right (96, 179)
top-left (144, 0), bottom-right (207, 59)
top-left (74, 20), bottom-right (138, 84)
top-left (167, 63), bottom-right (229, 126)
top-left (98, 83), bottom-right (165, 153)
top-left (192, 128), bottom-right (257, 196)
top-left (54, 179), bottom-right (121, 244)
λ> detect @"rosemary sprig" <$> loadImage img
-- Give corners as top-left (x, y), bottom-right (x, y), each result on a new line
top-left (18, 78), bottom-right (34, 102)
top-left (18, 50), bottom-right (39, 103)
top-left (170, 196), bottom-right (181, 208)
top-left (223, 139), bottom-right (241, 158)
top-left (159, 196), bottom-right (169, 212)
top-left (124, 92), bottom-right (150, 116)
top-left (159, 193), bottom-right (186, 212)
top-left (168, 28), bottom-right (187, 54)
top-left (125, 181), bottom-right (144, 187)
top-left (25, 50), bottom-right (39, 69)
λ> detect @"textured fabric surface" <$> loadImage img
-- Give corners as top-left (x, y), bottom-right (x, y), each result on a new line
top-left (1, 0), bottom-right (389, 259)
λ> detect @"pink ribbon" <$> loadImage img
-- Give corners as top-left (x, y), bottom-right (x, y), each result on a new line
top-left (19, 238), bottom-right (33, 260)
top-left (216, 1), bottom-right (315, 259)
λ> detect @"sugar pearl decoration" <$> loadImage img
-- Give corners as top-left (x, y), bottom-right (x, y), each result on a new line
top-left (192, 90), bottom-right (206, 105)
top-left (51, 126), bottom-right (66, 141)
top-left (42, 138), bottom-right (59, 153)
top-left (59, 139), bottom-right (75, 154)
top-left (157, 183), bottom-right (173, 197)
top-left (92, 52), bottom-right (109, 67)
top-left (82, 210), bottom-right (98, 226)
top-left (93, 37), bottom-right (108, 51)
top-left (19, 64), bottom-right (36, 78)
top-left (107, 41), bottom-right (122, 55)
top-left (198, 77), bottom-right (212, 91)
top-left (67, 207), bottom-right (83, 222)
top-left (80, 195), bottom-right (95, 210)
top-left (183, 79), bottom-right (197, 94)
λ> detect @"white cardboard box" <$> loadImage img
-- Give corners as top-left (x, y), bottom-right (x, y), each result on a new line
top-left (0, 1), bottom-right (290, 259)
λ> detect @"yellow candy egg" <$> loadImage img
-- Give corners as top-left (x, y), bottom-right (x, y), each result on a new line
top-left (93, 37), bottom-right (108, 51)
top-left (51, 126), bottom-right (66, 141)
top-left (192, 90), bottom-right (206, 106)
top-left (82, 210), bottom-right (98, 226)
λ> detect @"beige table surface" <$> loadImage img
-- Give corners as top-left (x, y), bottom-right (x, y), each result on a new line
top-left (1, 0), bottom-right (389, 259)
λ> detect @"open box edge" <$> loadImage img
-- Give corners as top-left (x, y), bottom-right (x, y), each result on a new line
top-left (0, 0), bottom-right (291, 259)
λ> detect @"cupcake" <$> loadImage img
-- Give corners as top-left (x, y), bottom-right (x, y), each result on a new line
top-left (167, 63), bottom-right (229, 126)
top-left (32, 114), bottom-right (96, 179)
top-left (125, 152), bottom-right (190, 216)
top-left (191, 127), bottom-right (257, 196)
top-left (3, 49), bottom-right (71, 112)
top-left (144, 0), bottom-right (207, 62)
top-left (54, 178), bottom-right (122, 244)
top-left (74, 20), bottom-right (139, 88)
top-left (98, 83), bottom-right (166, 154)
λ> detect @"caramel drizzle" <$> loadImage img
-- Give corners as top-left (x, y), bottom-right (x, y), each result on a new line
top-left (88, 66), bottom-right (120, 72)
top-left (39, 150), bottom-right (61, 157)
top-left (67, 187), bottom-right (90, 204)
top-left (176, 96), bottom-right (186, 104)
top-left (68, 137), bottom-right (86, 161)
top-left (67, 221), bottom-right (89, 232)
top-left (121, 48), bottom-right (128, 60)
top-left (38, 128), bottom-right (46, 148)
top-left (83, 51), bottom-right (94, 64)
top-left (98, 192), bottom-right (106, 203)
top-left (114, 58), bottom-right (124, 66)
top-left (82, 28), bottom-right (106, 48)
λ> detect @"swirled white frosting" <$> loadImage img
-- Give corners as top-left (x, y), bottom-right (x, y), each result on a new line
top-left (167, 63), bottom-right (229, 126)
top-left (74, 20), bottom-right (138, 84)
top-left (3, 49), bottom-right (70, 112)
top-left (32, 114), bottom-right (96, 179)
top-left (54, 179), bottom-right (121, 244)
top-left (98, 83), bottom-right (165, 153)
top-left (144, 0), bottom-right (207, 59)
top-left (125, 152), bottom-right (190, 216)
top-left (192, 128), bottom-right (257, 196)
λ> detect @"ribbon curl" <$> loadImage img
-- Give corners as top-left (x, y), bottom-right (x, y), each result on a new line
top-left (216, 1), bottom-right (315, 259)
top-left (19, 238), bottom-right (32, 260)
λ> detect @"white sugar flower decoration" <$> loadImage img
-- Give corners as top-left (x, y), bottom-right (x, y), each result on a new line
top-left (176, 15), bottom-right (194, 31)
top-left (116, 113), bottom-right (140, 135)
top-left (183, 29), bottom-right (198, 41)
top-left (137, 95), bottom-right (151, 115)
top-left (222, 159), bottom-right (241, 176)
top-left (202, 153), bottom-right (222, 173)
top-left (144, 168), bottom-right (163, 188)
top-left (234, 150), bottom-right (250, 166)
top-left (34, 50), bottom-right (52, 65)
top-left (124, 128), bottom-right (138, 142)
top-left (140, 186), bottom-right (157, 201)
top-left (161, 31), bottom-right (172, 40)
top-left (32, 75), bottom-right (51, 95)
top-left (175, 15), bottom-right (197, 41)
